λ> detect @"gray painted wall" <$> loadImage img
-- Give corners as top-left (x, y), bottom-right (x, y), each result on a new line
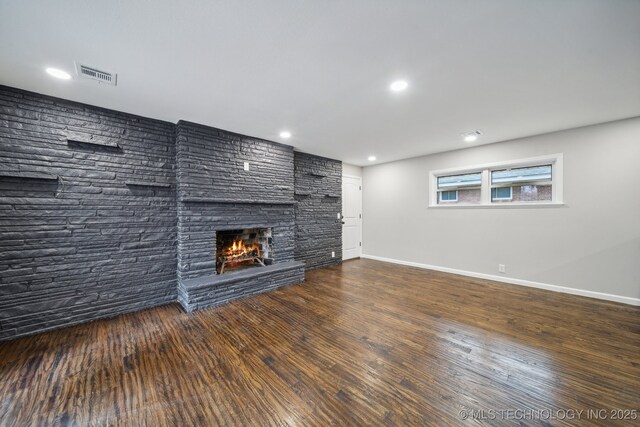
top-left (362, 118), bottom-right (640, 301)
top-left (342, 163), bottom-right (362, 178)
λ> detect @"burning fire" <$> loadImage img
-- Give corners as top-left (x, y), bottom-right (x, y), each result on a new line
top-left (226, 240), bottom-right (260, 257)
top-left (218, 237), bottom-right (266, 274)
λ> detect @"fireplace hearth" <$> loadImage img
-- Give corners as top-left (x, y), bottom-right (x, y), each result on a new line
top-left (216, 228), bottom-right (273, 274)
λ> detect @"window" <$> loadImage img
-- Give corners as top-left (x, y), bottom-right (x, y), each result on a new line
top-left (429, 154), bottom-right (563, 208)
top-left (439, 190), bottom-right (458, 202)
top-left (436, 172), bottom-right (481, 205)
top-left (491, 187), bottom-right (512, 201)
top-left (491, 165), bottom-right (552, 203)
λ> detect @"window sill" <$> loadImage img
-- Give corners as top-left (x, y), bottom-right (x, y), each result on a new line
top-left (428, 202), bottom-right (565, 209)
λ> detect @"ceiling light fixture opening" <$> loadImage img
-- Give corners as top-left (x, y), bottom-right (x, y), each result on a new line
top-left (279, 131), bottom-right (291, 139)
top-left (46, 67), bottom-right (71, 80)
top-left (368, 155), bottom-right (377, 162)
top-left (389, 80), bottom-right (408, 92)
top-left (463, 130), bottom-right (481, 143)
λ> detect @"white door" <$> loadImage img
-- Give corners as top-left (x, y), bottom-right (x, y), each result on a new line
top-left (342, 175), bottom-right (362, 260)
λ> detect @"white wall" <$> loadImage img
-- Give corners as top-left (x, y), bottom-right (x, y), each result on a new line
top-left (362, 118), bottom-right (640, 304)
top-left (342, 163), bottom-right (362, 178)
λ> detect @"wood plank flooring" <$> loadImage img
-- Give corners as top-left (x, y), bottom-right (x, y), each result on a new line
top-left (0, 259), bottom-right (638, 426)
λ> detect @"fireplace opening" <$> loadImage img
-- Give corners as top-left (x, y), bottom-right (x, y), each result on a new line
top-left (216, 228), bottom-right (273, 274)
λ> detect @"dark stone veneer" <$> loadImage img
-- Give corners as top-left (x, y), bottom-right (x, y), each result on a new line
top-left (0, 85), bottom-right (342, 340)
top-left (294, 152), bottom-right (342, 269)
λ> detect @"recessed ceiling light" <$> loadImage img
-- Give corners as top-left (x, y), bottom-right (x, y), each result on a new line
top-left (368, 155), bottom-right (377, 161)
top-left (46, 67), bottom-right (71, 80)
top-left (463, 130), bottom-right (481, 143)
top-left (279, 131), bottom-right (291, 139)
top-left (389, 80), bottom-right (408, 92)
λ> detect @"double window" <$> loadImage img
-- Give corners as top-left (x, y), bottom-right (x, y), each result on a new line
top-left (429, 154), bottom-right (562, 207)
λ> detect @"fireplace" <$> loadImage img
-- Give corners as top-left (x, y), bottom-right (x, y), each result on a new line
top-left (216, 228), bottom-right (273, 274)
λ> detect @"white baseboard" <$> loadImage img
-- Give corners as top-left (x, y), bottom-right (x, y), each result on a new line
top-left (361, 254), bottom-right (640, 306)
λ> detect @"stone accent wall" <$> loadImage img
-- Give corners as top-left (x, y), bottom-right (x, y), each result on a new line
top-left (0, 87), bottom-right (342, 341)
top-left (175, 121), bottom-right (297, 281)
top-left (294, 152), bottom-right (342, 269)
top-left (0, 86), bottom-right (177, 340)
top-left (177, 202), bottom-right (296, 281)
top-left (175, 121), bottom-right (294, 202)
top-left (178, 262), bottom-right (305, 313)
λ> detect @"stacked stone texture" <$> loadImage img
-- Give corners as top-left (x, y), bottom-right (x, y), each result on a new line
top-left (178, 263), bottom-right (305, 312)
top-left (294, 152), bottom-right (343, 269)
top-left (0, 86), bottom-right (177, 340)
top-left (175, 121), bottom-right (297, 281)
top-left (0, 87), bottom-right (343, 340)
top-left (175, 121), bottom-right (295, 201)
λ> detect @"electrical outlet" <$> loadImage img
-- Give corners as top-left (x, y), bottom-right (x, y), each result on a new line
top-left (337, 213), bottom-right (341, 219)
top-left (331, 251), bottom-right (335, 258)
top-left (243, 162), bottom-right (250, 171)
top-left (498, 264), bottom-right (506, 274)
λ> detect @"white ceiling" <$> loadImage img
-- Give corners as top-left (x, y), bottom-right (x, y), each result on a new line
top-left (1, 1), bottom-right (639, 166)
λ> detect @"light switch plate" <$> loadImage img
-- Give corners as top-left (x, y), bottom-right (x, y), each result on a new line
top-left (337, 213), bottom-right (341, 219)
top-left (243, 162), bottom-right (250, 171)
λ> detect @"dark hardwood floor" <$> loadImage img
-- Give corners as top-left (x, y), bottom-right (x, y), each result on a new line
top-left (1, 259), bottom-right (638, 426)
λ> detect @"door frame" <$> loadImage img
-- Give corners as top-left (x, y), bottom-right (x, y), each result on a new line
top-left (342, 174), bottom-right (362, 260)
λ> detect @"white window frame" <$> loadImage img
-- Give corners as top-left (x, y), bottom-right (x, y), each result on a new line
top-left (428, 153), bottom-right (563, 208)
top-left (439, 190), bottom-right (458, 203)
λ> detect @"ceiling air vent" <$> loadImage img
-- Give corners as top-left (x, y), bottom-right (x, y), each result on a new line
top-left (75, 62), bottom-right (117, 86)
